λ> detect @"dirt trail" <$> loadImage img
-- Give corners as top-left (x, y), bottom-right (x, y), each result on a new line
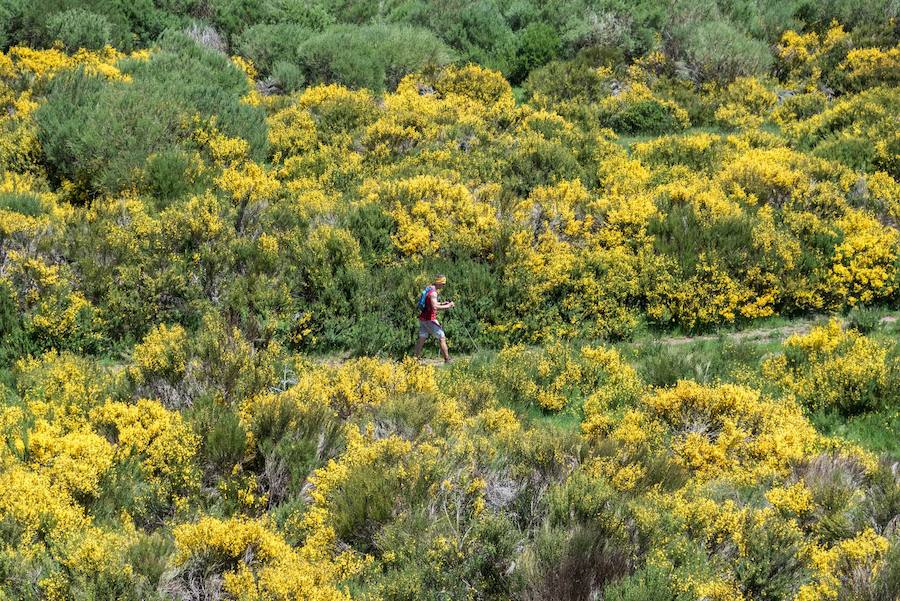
top-left (659, 315), bottom-right (897, 347)
top-left (316, 315), bottom-right (898, 366)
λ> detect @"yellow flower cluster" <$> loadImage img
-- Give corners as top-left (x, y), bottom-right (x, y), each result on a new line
top-left (174, 516), bottom-right (350, 601)
top-left (763, 319), bottom-right (894, 414)
top-left (642, 380), bottom-right (818, 483)
top-left (1, 45), bottom-right (141, 82)
top-left (777, 23), bottom-right (850, 87)
top-left (130, 323), bottom-right (188, 382)
top-left (714, 77), bottom-right (777, 130)
top-left (841, 44), bottom-right (900, 89)
top-left (91, 399), bottom-right (199, 500)
top-left (362, 175), bottom-right (500, 257)
top-left (798, 529), bottom-right (889, 601)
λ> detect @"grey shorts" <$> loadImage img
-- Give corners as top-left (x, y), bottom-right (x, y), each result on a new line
top-left (418, 320), bottom-right (445, 339)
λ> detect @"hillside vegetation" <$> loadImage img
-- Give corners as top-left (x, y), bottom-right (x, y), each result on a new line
top-left (1, 3), bottom-right (900, 600)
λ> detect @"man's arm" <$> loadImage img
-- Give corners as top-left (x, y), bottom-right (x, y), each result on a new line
top-left (430, 291), bottom-right (454, 310)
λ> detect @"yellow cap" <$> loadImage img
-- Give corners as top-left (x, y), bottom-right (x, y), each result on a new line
top-left (434, 275), bottom-right (447, 284)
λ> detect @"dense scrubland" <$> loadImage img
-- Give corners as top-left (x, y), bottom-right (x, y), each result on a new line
top-left (1, 1), bottom-right (900, 600)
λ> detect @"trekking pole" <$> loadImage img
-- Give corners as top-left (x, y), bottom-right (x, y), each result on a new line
top-left (451, 301), bottom-right (482, 355)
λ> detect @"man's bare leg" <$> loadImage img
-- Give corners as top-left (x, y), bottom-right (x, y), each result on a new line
top-left (413, 336), bottom-right (426, 358)
top-left (439, 337), bottom-right (450, 363)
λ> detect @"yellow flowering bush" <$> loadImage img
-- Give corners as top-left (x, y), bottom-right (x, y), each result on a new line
top-left (90, 399), bottom-right (199, 501)
top-left (362, 175), bottom-right (499, 257)
top-left (0, 20), bottom-right (898, 601)
top-left (777, 23), bottom-right (851, 88)
top-left (763, 319), bottom-right (897, 415)
top-left (641, 380), bottom-right (818, 483)
top-left (130, 323), bottom-right (188, 382)
top-left (173, 516), bottom-right (350, 601)
top-left (841, 44), bottom-right (900, 91)
top-left (714, 77), bottom-right (777, 130)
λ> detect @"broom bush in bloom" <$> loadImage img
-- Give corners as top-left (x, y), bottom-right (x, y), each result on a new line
top-left (0, 16), bottom-right (898, 600)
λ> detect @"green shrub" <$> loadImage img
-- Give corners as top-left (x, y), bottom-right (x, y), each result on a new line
top-left (141, 149), bottom-right (203, 207)
top-left (36, 32), bottom-right (267, 199)
top-left (209, 0), bottom-right (273, 42)
top-left (36, 68), bottom-right (181, 199)
top-left (847, 305), bottom-right (882, 334)
top-left (604, 565), bottom-right (686, 601)
top-left (681, 20), bottom-right (774, 83)
top-left (0, 281), bottom-right (33, 366)
top-left (597, 85), bottom-right (690, 135)
top-left (269, 0), bottom-right (335, 29)
top-left (234, 22), bottom-right (310, 85)
top-left (734, 515), bottom-right (810, 600)
top-left (523, 54), bottom-right (613, 104)
top-left (511, 23), bottom-right (560, 83)
top-left (120, 31), bottom-right (268, 159)
top-left (401, 0), bottom-right (515, 75)
top-left (190, 396), bottom-right (247, 475)
top-left (298, 23), bottom-right (452, 91)
top-left (519, 523), bottom-right (632, 601)
top-left (45, 8), bottom-right (112, 51)
top-left (126, 530), bottom-right (174, 593)
top-left (0, 191), bottom-right (43, 217)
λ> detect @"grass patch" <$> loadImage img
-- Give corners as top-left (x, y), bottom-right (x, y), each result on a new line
top-left (809, 409), bottom-right (900, 460)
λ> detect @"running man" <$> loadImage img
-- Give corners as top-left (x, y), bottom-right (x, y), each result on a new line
top-left (413, 275), bottom-right (455, 363)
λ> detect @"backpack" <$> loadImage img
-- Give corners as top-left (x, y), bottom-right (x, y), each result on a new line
top-left (416, 285), bottom-right (435, 312)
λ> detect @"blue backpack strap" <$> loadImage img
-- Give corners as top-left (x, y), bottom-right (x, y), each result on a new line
top-left (417, 285), bottom-right (434, 310)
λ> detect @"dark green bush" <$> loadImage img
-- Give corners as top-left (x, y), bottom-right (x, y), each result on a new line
top-left (520, 523), bottom-right (633, 601)
top-left (0, 281), bottom-right (33, 366)
top-left (36, 68), bottom-right (181, 199)
top-left (188, 395), bottom-right (247, 479)
top-left (141, 149), bottom-right (203, 207)
top-left (735, 515), bottom-right (810, 600)
top-left (523, 53), bottom-right (613, 104)
top-left (208, 0), bottom-right (273, 43)
top-left (510, 23), bottom-right (560, 83)
top-left (399, 0), bottom-right (515, 75)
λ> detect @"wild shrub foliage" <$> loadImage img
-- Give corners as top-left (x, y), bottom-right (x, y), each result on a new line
top-left (0, 8), bottom-right (899, 601)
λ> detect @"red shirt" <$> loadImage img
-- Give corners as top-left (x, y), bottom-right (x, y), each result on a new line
top-left (418, 289), bottom-right (437, 321)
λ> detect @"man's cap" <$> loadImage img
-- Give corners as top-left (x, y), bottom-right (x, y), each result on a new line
top-left (434, 275), bottom-right (447, 284)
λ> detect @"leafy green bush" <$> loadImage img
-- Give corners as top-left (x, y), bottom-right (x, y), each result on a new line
top-left (297, 23), bottom-right (452, 92)
top-left (36, 32), bottom-right (266, 199)
top-left (523, 53), bottom-right (613, 104)
top-left (511, 23), bottom-right (560, 83)
top-left (681, 20), bottom-right (774, 83)
top-left (208, 0), bottom-right (273, 43)
top-left (734, 514), bottom-right (810, 600)
top-left (598, 84), bottom-right (690, 134)
top-left (847, 305), bottom-right (882, 334)
top-left (36, 68), bottom-right (182, 199)
top-left (604, 565), bottom-right (687, 601)
top-left (45, 8), bottom-right (112, 51)
top-left (399, 0), bottom-right (515, 74)
top-left (234, 22), bottom-right (310, 89)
